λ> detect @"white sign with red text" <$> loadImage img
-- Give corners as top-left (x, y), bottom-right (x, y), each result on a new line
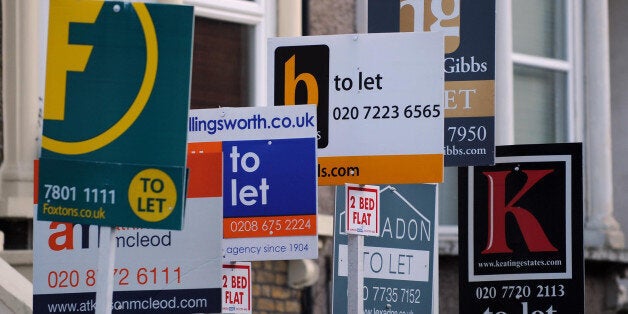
top-left (33, 144), bottom-right (224, 313)
top-left (222, 263), bottom-right (251, 314)
top-left (345, 184), bottom-right (380, 236)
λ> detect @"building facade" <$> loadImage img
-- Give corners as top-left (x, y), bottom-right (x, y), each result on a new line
top-left (1, 0), bottom-right (628, 313)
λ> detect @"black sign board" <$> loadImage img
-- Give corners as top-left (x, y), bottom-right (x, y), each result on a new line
top-left (368, 0), bottom-right (496, 167)
top-left (459, 143), bottom-right (583, 313)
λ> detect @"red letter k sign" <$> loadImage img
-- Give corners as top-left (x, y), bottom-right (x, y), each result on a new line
top-left (481, 170), bottom-right (558, 254)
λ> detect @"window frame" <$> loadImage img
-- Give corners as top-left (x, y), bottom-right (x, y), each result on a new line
top-left (438, 0), bottom-right (584, 247)
top-left (510, 0), bottom-right (583, 143)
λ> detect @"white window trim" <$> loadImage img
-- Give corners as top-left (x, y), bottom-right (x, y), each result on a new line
top-left (183, 0), bottom-right (277, 107)
top-left (512, 53), bottom-right (570, 71)
top-left (495, 0), bottom-right (514, 145)
top-left (498, 0), bottom-right (624, 251)
top-left (510, 0), bottom-right (582, 143)
top-left (571, 0), bottom-right (584, 143)
top-left (185, 0), bottom-right (266, 24)
top-left (440, 0), bottom-right (586, 254)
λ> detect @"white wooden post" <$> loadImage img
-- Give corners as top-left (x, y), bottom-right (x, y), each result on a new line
top-left (95, 227), bottom-right (116, 314)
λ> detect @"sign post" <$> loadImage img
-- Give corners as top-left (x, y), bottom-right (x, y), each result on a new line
top-left (347, 234), bottom-right (364, 314)
top-left (345, 184), bottom-right (380, 313)
top-left (94, 228), bottom-right (115, 313)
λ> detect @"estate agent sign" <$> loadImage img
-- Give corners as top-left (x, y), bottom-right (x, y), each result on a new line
top-left (269, 32), bottom-right (444, 185)
top-left (459, 144), bottom-right (584, 313)
top-left (38, 0), bottom-right (193, 229)
top-left (333, 184), bottom-right (438, 313)
top-left (368, 0), bottom-right (496, 167)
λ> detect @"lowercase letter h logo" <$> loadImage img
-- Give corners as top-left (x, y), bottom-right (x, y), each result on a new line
top-left (284, 55), bottom-right (318, 106)
top-left (274, 45), bottom-right (329, 148)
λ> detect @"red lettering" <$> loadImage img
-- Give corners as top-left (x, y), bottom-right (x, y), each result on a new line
top-left (481, 170), bottom-right (558, 254)
top-left (231, 276), bottom-right (247, 289)
top-left (48, 222), bottom-right (74, 251)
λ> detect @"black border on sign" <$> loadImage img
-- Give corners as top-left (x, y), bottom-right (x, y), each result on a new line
top-left (459, 143), bottom-right (583, 314)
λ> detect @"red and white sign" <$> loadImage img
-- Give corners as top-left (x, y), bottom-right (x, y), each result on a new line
top-left (222, 263), bottom-right (252, 314)
top-left (345, 184), bottom-right (380, 236)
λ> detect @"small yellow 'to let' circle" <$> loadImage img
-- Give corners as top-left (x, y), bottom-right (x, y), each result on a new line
top-left (128, 169), bottom-right (177, 222)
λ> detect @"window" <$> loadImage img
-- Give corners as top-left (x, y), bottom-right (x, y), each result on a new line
top-left (191, 18), bottom-right (251, 108)
top-left (184, 0), bottom-right (275, 108)
top-left (512, 0), bottom-right (579, 144)
top-left (438, 0), bottom-right (581, 230)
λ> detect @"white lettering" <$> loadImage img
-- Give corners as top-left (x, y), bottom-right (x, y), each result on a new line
top-left (381, 217), bottom-right (430, 242)
top-left (338, 245), bottom-right (429, 281)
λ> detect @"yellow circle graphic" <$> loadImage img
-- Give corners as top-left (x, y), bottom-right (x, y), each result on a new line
top-left (42, 3), bottom-right (158, 155)
top-left (128, 168), bottom-right (177, 223)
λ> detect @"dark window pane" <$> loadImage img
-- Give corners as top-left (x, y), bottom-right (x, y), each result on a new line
top-left (0, 219), bottom-right (32, 249)
top-left (191, 18), bottom-right (249, 109)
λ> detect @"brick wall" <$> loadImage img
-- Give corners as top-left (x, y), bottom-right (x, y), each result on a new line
top-left (252, 261), bottom-right (303, 313)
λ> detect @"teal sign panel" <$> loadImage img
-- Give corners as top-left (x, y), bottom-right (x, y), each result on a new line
top-left (332, 184), bottom-right (438, 313)
top-left (37, 1), bottom-right (193, 229)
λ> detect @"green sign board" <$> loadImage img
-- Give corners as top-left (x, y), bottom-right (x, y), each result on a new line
top-left (332, 184), bottom-right (439, 313)
top-left (37, 0), bottom-right (193, 229)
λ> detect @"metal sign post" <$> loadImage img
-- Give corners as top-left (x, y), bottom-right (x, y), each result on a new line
top-left (345, 183), bottom-right (380, 313)
top-left (347, 234), bottom-right (364, 313)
